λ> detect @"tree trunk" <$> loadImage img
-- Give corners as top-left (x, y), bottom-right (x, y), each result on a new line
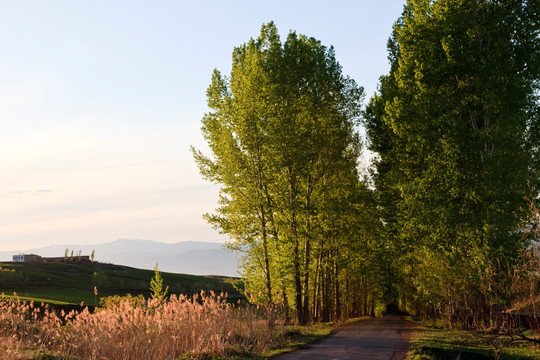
top-left (293, 234), bottom-right (303, 325)
top-left (302, 236), bottom-right (311, 325)
top-left (301, 182), bottom-right (313, 325)
top-left (260, 206), bottom-right (274, 329)
top-left (362, 275), bottom-right (368, 316)
top-left (322, 266), bottom-right (330, 322)
top-left (287, 168), bottom-right (303, 325)
top-left (282, 288), bottom-right (291, 326)
top-left (313, 247), bottom-right (323, 322)
top-left (334, 251), bottom-right (341, 321)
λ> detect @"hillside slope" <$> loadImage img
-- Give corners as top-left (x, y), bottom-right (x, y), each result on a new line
top-left (0, 239), bottom-right (239, 277)
top-left (0, 261), bottom-right (241, 305)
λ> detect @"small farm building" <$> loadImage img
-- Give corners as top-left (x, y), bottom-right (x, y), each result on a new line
top-left (12, 254), bottom-right (42, 262)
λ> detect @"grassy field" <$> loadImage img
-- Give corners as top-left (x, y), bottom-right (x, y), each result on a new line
top-left (407, 320), bottom-right (540, 360)
top-left (0, 261), bottom-right (241, 305)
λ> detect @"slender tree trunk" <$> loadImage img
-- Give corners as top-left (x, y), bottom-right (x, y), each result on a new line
top-left (302, 236), bottom-right (311, 325)
top-left (362, 275), bottom-right (368, 316)
top-left (322, 265), bottom-right (330, 322)
top-left (301, 181), bottom-right (313, 325)
top-left (293, 228), bottom-right (303, 325)
top-left (291, 211), bottom-right (303, 325)
top-left (256, 158), bottom-right (274, 329)
top-left (313, 245), bottom-right (323, 322)
top-left (282, 288), bottom-right (291, 326)
top-left (334, 250), bottom-right (341, 321)
top-left (260, 209), bottom-right (272, 298)
top-left (287, 168), bottom-right (303, 325)
top-left (344, 274), bottom-right (349, 319)
top-left (260, 206), bottom-right (274, 329)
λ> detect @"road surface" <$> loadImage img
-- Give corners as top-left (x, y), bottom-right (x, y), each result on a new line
top-left (273, 316), bottom-right (415, 360)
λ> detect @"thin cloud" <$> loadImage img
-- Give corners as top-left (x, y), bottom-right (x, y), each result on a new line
top-left (7, 189), bottom-right (57, 196)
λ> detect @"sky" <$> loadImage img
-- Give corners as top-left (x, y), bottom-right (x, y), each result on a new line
top-left (0, 1), bottom-right (406, 251)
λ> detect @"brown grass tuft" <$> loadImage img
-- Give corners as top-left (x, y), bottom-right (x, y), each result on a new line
top-left (0, 291), bottom-right (287, 359)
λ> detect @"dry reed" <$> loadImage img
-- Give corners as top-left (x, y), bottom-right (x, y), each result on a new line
top-left (0, 291), bottom-right (285, 360)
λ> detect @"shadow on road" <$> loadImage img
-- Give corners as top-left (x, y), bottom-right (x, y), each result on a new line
top-left (273, 316), bottom-right (416, 360)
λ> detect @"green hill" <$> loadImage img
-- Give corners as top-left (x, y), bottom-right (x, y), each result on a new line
top-left (0, 261), bottom-right (242, 305)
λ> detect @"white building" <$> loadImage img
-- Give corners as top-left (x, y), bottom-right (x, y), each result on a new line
top-left (12, 254), bottom-right (24, 262)
top-left (12, 254), bottom-right (41, 262)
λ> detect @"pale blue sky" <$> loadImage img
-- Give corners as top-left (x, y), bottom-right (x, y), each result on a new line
top-left (0, 1), bottom-right (405, 251)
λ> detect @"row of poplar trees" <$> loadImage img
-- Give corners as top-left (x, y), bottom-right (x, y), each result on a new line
top-left (365, 0), bottom-right (539, 326)
top-left (194, 0), bottom-right (539, 327)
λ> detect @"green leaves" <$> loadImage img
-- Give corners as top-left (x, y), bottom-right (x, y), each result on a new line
top-left (150, 263), bottom-right (169, 301)
top-left (366, 0), bottom-right (540, 324)
top-left (193, 22), bottom-right (377, 323)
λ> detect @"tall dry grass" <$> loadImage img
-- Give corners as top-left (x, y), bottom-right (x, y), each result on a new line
top-left (0, 291), bottom-right (285, 360)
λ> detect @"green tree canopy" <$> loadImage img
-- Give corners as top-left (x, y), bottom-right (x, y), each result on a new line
top-left (365, 0), bottom-right (540, 323)
top-left (193, 22), bottom-right (377, 324)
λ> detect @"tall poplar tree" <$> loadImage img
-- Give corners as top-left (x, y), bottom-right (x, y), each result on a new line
top-left (193, 22), bottom-right (365, 325)
top-left (366, 0), bottom-right (540, 322)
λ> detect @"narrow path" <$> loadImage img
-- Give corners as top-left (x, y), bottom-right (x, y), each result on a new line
top-left (273, 316), bottom-right (415, 360)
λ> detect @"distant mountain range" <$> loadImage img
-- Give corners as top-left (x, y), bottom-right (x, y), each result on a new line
top-left (0, 239), bottom-right (239, 277)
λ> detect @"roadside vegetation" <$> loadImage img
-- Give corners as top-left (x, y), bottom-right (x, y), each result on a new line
top-left (0, 292), bottom-right (334, 360)
top-left (407, 321), bottom-right (540, 360)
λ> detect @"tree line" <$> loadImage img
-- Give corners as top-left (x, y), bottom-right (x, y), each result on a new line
top-left (193, 0), bottom-right (539, 327)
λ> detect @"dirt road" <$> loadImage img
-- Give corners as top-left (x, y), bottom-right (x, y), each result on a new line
top-left (273, 316), bottom-right (415, 360)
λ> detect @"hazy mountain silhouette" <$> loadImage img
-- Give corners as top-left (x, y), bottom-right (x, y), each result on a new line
top-left (0, 239), bottom-right (239, 277)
